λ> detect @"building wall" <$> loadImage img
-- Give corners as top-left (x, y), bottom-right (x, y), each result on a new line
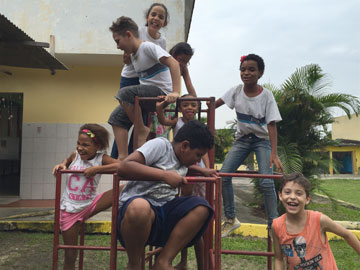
top-left (1, 66), bottom-right (120, 123)
top-left (327, 146), bottom-right (360, 175)
top-left (332, 114), bottom-right (360, 141)
top-left (1, 0), bottom-right (189, 58)
top-left (1, 65), bottom-right (121, 199)
top-left (0, 0), bottom-right (193, 199)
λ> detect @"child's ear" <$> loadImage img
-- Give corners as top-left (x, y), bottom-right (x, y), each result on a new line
top-left (180, 140), bottom-right (190, 152)
top-left (125, 30), bottom-right (132, 38)
top-left (258, 70), bottom-right (264, 79)
top-left (305, 195), bottom-right (311, 205)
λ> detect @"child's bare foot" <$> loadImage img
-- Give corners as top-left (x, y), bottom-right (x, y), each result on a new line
top-left (136, 125), bottom-right (150, 148)
top-left (174, 261), bottom-right (187, 270)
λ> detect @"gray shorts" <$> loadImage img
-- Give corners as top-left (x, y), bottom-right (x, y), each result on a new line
top-left (108, 84), bottom-right (165, 130)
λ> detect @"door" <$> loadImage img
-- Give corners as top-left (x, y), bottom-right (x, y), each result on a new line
top-left (0, 93), bottom-right (23, 196)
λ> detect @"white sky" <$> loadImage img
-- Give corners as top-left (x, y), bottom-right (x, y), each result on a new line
top-left (187, 0), bottom-right (360, 128)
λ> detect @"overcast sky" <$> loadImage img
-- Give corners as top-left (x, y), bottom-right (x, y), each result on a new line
top-left (186, 0), bottom-right (360, 128)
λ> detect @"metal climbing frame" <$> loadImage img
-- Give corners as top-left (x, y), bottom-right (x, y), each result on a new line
top-left (52, 170), bottom-right (221, 269)
top-left (133, 96), bottom-right (220, 269)
top-left (218, 171), bottom-right (284, 270)
top-left (133, 96), bottom-right (284, 269)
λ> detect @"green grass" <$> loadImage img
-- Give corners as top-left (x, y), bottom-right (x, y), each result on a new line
top-left (307, 202), bottom-right (360, 221)
top-left (0, 232), bottom-right (359, 269)
top-left (315, 179), bottom-right (360, 206)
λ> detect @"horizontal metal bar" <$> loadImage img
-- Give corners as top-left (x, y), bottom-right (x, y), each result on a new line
top-left (221, 249), bottom-right (274, 257)
top-left (57, 245), bottom-right (126, 251)
top-left (218, 172), bottom-right (283, 179)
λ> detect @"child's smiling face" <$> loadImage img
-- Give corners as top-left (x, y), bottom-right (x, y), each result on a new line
top-left (279, 181), bottom-right (310, 215)
top-left (240, 60), bottom-right (263, 85)
top-left (76, 134), bottom-right (98, 160)
top-left (179, 100), bottom-right (199, 121)
top-left (147, 5), bottom-right (167, 32)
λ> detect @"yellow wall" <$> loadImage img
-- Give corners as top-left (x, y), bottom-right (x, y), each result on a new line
top-left (0, 65), bottom-right (121, 123)
top-left (332, 114), bottom-right (360, 141)
top-left (326, 145), bottom-right (360, 175)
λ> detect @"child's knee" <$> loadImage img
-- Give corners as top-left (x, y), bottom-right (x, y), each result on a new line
top-left (192, 205), bottom-right (210, 221)
top-left (125, 198), bottom-right (152, 221)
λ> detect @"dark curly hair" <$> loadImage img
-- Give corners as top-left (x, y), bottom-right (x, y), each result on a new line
top-left (169, 42), bottom-right (193, 58)
top-left (174, 120), bottom-right (214, 150)
top-left (79, 124), bottom-right (109, 150)
top-left (240, 54), bottom-right (265, 73)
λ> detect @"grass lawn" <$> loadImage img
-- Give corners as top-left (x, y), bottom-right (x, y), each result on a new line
top-left (315, 179), bottom-right (360, 206)
top-left (0, 232), bottom-right (359, 269)
top-left (307, 178), bottom-right (360, 222)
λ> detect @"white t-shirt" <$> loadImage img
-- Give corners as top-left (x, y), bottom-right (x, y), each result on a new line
top-left (131, 41), bottom-right (172, 94)
top-left (121, 27), bottom-right (166, 78)
top-left (60, 152), bottom-right (104, 213)
top-left (221, 84), bottom-right (282, 140)
top-left (118, 137), bottom-right (188, 207)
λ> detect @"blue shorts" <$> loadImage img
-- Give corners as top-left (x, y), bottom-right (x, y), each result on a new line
top-left (117, 196), bottom-right (213, 248)
top-left (108, 84), bottom-right (164, 130)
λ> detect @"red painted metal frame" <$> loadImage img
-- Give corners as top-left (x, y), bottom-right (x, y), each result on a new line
top-left (52, 170), bottom-right (221, 270)
top-left (52, 96), bottom-right (283, 269)
top-left (217, 172), bottom-right (283, 270)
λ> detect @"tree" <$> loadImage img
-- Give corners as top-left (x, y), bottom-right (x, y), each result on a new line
top-left (252, 64), bottom-right (360, 213)
top-left (270, 64), bottom-right (360, 177)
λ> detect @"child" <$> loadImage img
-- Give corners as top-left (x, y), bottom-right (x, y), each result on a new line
top-left (110, 3), bottom-right (169, 158)
top-left (108, 16), bottom-right (181, 161)
top-left (169, 42), bottom-right (197, 97)
top-left (214, 54), bottom-right (284, 237)
top-left (150, 42), bottom-right (198, 139)
top-left (116, 120), bottom-right (216, 270)
top-left (52, 124), bottom-right (120, 270)
top-left (272, 172), bottom-right (360, 269)
top-left (156, 95), bottom-right (208, 269)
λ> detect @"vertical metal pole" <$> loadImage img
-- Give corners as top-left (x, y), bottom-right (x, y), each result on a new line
top-left (133, 96), bottom-right (140, 152)
top-left (206, 97), bottom-right (216, 270)
top-left (267, 229), bottom-right (272, 270)
top-left (110, 174), bottom-right (119, 269)
top-left (52, 171), bottom-right (62, 270)
top-left (78, 222), bottom-right (85, 270)
top-left (214, 177), bottom-right (222, 270)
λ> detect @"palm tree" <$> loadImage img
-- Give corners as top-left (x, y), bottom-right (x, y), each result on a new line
top-left (267, 64), bottom-right (360, 178)
top-left (252, 64), bottom-right (360, 212)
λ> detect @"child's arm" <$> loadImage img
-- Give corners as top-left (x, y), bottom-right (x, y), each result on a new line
top-left (181, 65), bottom-right (197, 96)
top-left (155, 100), bottom-right (178, 126)
top-left (208, 98), bottom-right (224, 109)
top-left (52, 151), bottom-right (76, 176)
top-left (271, 226), bottom-right (285, 270)
top-left (267, 121), bottom-right (284, 173)
top-left (117, 151), bottom-right (187, 188)
top-left (160, 56), bottom-right (181, 103)
top-left (188, 165), bottom-right (217, 177)
top-left (202, 153), bottom-right (210, 168)
top-left (83, 155), bottom-right (120, 177)
top-left (320, 213), bottom-right (360, 255)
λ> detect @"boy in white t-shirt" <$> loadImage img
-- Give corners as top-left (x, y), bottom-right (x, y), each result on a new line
top-left (215, 54), bottom-right (284, 237)
top-left (108, 16), bottom-right (181, 160)
top-left (116, 120), bottom-right (216, 270)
